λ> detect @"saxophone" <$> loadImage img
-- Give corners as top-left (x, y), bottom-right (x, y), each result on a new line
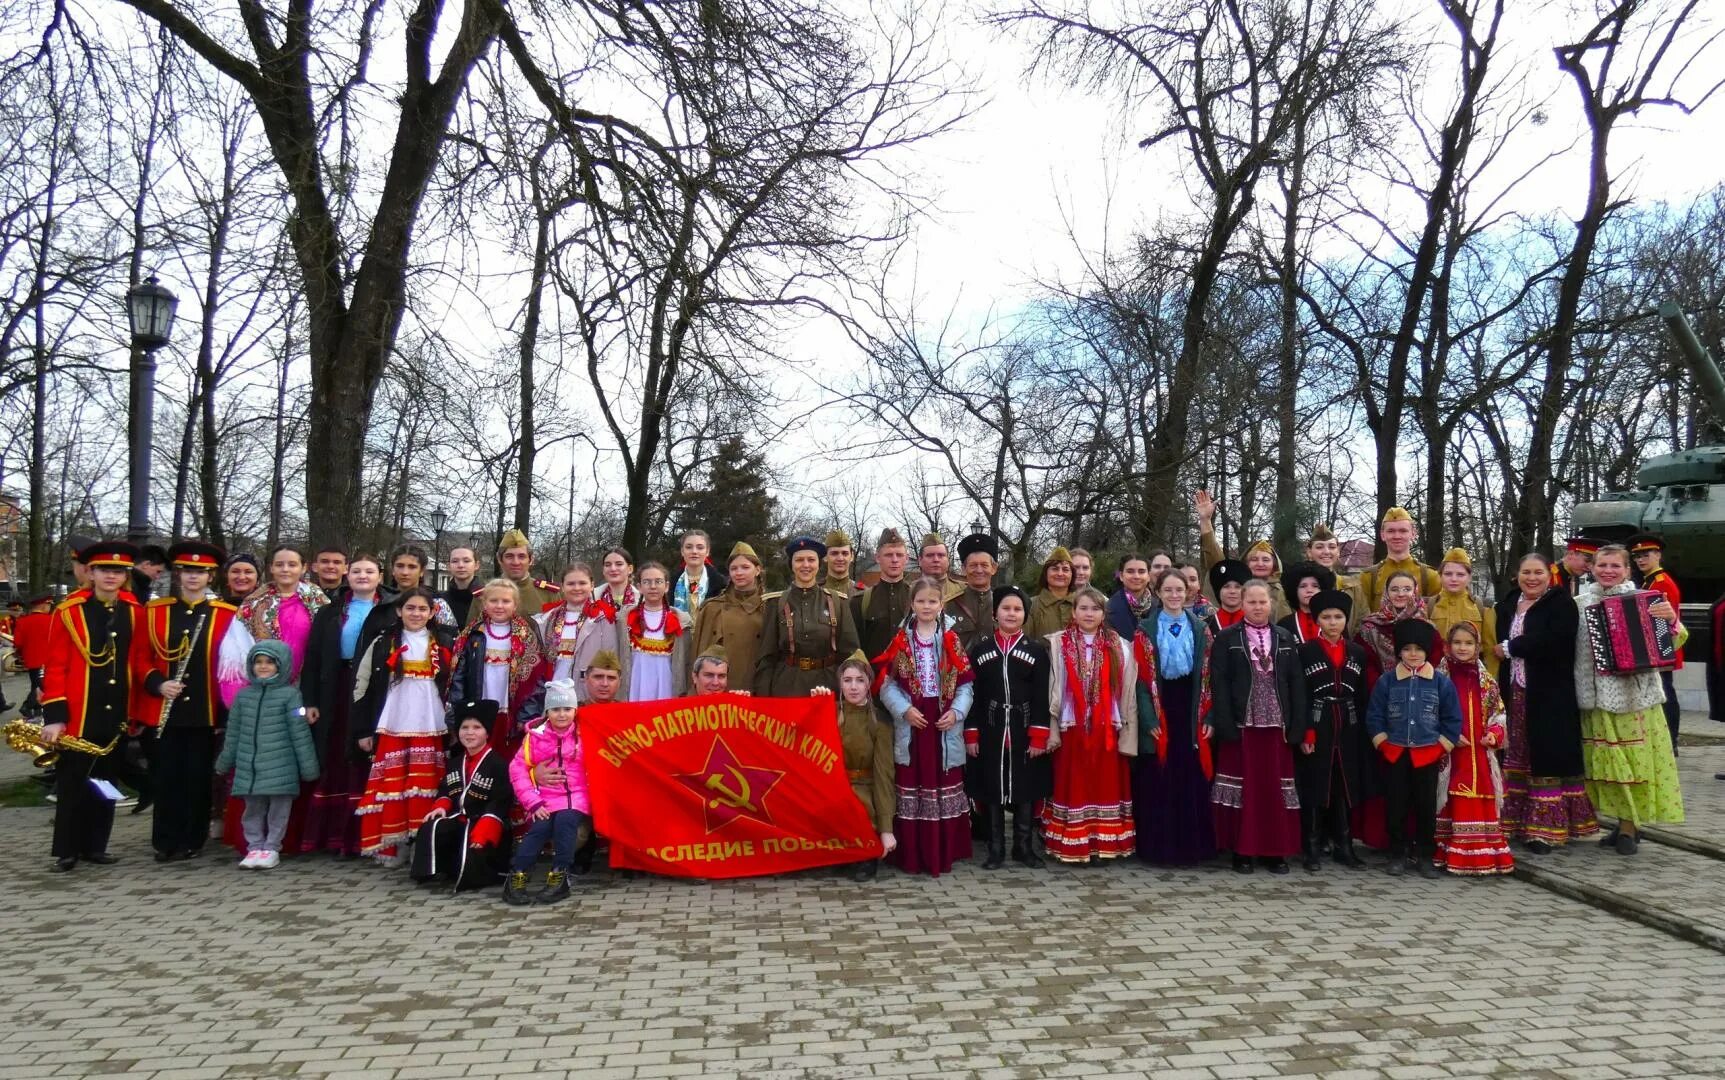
top-left (3, 719), bottom-right (121, 770)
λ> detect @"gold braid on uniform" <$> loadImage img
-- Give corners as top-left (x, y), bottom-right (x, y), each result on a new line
top-left (61, 608), bottom-right (117, 668)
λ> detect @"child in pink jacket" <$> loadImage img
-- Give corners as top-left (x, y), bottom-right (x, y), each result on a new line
top-left (504, 679), bottom-right (590, 905)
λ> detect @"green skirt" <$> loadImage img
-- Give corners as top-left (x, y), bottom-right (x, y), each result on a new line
top-left (1580, 705), bottom-right (1684, 827)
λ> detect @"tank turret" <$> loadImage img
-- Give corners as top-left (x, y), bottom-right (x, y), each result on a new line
top-left (1570, 302), bottom-right (1725, 662)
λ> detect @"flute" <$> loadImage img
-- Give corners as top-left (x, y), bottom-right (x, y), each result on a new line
top-left (160, 607), bottom-right (210, 727)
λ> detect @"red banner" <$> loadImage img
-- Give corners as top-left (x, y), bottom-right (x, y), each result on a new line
top-left (580, 693), bottom-right (884, 878)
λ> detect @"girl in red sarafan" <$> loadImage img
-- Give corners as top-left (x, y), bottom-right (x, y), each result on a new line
top-left (1434, 622), bottom-right (1514, 876)
top-left (875, 577), bottom-right (975, 876)
top-left (1042, 587), bottom-right (1138, 864)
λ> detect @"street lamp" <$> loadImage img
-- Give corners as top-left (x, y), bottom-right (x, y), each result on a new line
top-left (125, 275), bottom-right (179, 543)
top-left (429, 505), bottom-right (447, 590)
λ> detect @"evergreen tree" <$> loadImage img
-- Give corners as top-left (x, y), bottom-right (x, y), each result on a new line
top-left (667, 437), bottom-right (779, 557)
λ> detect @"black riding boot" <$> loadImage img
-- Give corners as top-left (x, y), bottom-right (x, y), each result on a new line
top-left (983, 805), bottom-right (1007, 870)
top-left (1011, 804), bottom-right (1042, 867)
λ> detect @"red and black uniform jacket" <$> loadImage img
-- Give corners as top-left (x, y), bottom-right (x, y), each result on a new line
top-left (40, 593), bottom-right (153, 743)
top-left (142, 597), bottom-right (238, 731)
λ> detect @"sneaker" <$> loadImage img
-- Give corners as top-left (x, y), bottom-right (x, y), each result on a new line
top-left (239, 850), bottom-right (263, 868)
top-left (256, 850), bottom-right (281, 869)
top-left (502, 871), bottom-right (532, 905)
top-left (535, 869), bottom-right (572, 905)
top-left (115, 795), bottom-right (137, 808)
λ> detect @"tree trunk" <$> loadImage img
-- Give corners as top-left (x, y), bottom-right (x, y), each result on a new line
top-left (514, 208), bottom-right (551, 532)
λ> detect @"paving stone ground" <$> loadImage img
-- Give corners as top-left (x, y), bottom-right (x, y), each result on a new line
top-left (5, 673), bottom-right (1725, 1078)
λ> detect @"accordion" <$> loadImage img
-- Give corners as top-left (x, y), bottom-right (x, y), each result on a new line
top-left (1584, 590), bottom-right (1678, 676)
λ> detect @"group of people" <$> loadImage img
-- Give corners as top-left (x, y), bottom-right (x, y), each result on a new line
top-left (14, 498), bottom-right (1693, 901)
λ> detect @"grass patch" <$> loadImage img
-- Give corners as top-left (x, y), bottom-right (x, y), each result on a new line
top-left (0, 774), bottom-right (51, 808)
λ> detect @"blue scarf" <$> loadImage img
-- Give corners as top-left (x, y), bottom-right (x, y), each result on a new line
top-left (1156, 609), bottom-right (1194, 678)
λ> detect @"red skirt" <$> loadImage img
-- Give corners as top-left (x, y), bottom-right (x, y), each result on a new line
top-left (1211, 727), bottom-right (1301, 857)
top-left (891, 707), bottom-right (972, 877)
top-left (1435, 747), bottom-right (1514, 876)
top-left (356, 733), bottom-right (446, 857)
top-left (1043, 721), bottom-right (1134, 863)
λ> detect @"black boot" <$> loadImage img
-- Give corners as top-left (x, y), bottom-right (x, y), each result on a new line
top-left (1332, 823), bottom-right (1366, 869)
top-left (1011, 804), bottom-right (1042, 868)
top-left (851, 859), bottom-right (879, 881)
top-left (501, 870), bottom-right (532, 905)
top-left (982, 805), bottom-right (1006, 870)
top-left (535, 869), bottom-right (572, 904)
top-left (1302, 836), bottom-right (1321, 872)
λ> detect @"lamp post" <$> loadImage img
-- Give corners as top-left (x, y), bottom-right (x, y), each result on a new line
top-left (125, 275), bottom-right (179, 544)
top-left (429, 505), bottom-right (448, 590)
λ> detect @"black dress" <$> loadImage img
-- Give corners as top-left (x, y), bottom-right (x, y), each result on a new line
top-left (964, 633), bottom-right (1053, 805)
top-left (411, 746), bottom-right (513, 890)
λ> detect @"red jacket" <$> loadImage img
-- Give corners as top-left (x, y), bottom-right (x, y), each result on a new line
top-left (1643, 569), bottom-right (1683, 670)
top-left (40, 593), bottom-right (154, 740)
top-left (13, 609), bottom-right (52, 669)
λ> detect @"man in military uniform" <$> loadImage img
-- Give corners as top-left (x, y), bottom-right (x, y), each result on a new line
top-left (918, 531), bottom-right (967, 603)
top-left (946, 532), bottom-right (999, 650)
top-left (1305, 523), bottom-right (1363, 632)
top-left (39, 540), bottom-right (154, 871)
top-left (141, 541), bottom-right (237, 862)
top-left (754, 537), bottom-right (861, 697)
top-left (1355, 507), bottom-right (1441, 612)
top-left (822, 530), bottom-right (864, 596)
top-left (1630, 533), bottom-right (1683, 750)
top-left (497, 528), bottom-right (558, 614)
top-left (1552, 535), bottom-right (1598, 596)
top-left (852, 528), bottom-right (912, 663)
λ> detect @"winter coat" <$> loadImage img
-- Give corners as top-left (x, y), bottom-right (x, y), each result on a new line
top-left (1495, 586), bottom-right (1584, 777)
top-left (1207, 621), bottom-right (1306, 744)
top-left (1365, 664), bottom-right (1463, 750)
top-left (214, 639), bottom-right (319, 796)
top-left (509, 718), bottom-right (590, 815)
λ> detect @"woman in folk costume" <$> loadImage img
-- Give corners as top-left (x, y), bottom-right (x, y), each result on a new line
top-left (1194, 489), bottom-right (1292, 620)
top-left (618, 562), bottom-right (690, 701)
top-left (287, 552), bottom-right (388, 856)
top-left (221, 554), bottom-right (260, 607)
top-left (1043, 587), bottom-right (1137, 863)
top-left (535, 563), bottom-right (619, 699)
top-left (412, 700), bottom-right (512, 891)
top-left (691, 542), bottom-right (768, 692)
top-left (1295, 589), bottom-right (1369, 871)
top-left (447, 579), bottom-right (545, 752)
top-left (597, 546), bottom-right (640, 612)
top-left (1105, 553), bottom-right (1157, 638)
top-left (384, 545), bottom-right (459, 628)
top-left (217, 545), bottom-right (329, 700)
top-left (351, 589), bottom-right (456, 866)
top-left (1131, 569), bottom-right (1215, 867)
top-left (1355, 570), bottom-right (1442, 689)
top-left (817, 650), bottom-right (897, 880)
top-left (1026, 547), bottom-right (1077, 640)
top-left (1575, 545), bottom-right (1686, 855)
top-left (1278, 561), bottom-right (1336, 645)
top-left (1434, 622), bottom-right (1514, 876)
top-left (1204, 559), bottom-right (1252, 637)
top-left (876, 577), bottom-right (975, 876)
top-left (1426, 548), bottom-right (1499, 678)
top-left (1209, 579), bottom-right (1306, 874)
top-left (965, 586), bottom-right (1053, 869)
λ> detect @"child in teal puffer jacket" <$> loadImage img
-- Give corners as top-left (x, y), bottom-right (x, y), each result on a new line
top-left (214, 639), bottom-right (319, 869)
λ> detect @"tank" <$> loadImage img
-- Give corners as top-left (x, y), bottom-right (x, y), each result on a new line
top-left (1569, 302), bottom-right (1725, 658)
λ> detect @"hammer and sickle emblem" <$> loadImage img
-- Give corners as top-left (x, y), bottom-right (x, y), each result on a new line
top-left (705, 766), bottom-right (756, 812)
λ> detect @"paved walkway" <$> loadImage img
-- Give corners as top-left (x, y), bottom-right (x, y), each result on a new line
top-left (6, 799), bottom-right (1725, 1079)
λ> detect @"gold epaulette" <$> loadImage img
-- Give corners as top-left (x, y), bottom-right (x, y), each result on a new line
top-left (763, 591), bottom-right (784, 602)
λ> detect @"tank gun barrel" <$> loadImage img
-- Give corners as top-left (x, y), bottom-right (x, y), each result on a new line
top-left (1659, 300), bottom-right (1725, 425)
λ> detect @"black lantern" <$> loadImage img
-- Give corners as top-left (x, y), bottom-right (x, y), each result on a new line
top-left (126, 275), bottom-right (179, 352)
top-left (968, 520), bottom-right (987, 537)
top-left (429, 506), bottom-right (448, 537)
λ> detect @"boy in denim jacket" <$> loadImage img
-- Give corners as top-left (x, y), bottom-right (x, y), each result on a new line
top-left (1366, 620), bottom-right (1461, 879)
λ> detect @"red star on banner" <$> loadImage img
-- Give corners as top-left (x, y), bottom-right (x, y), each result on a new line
top-left (672, 736), bottom-right (786, 833)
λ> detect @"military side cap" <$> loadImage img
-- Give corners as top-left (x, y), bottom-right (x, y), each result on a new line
top-left (823, 529), bottom-right (852, 549)
top-left (876, 527), bottom-right (907, 549)
top-left (1381, 507), bottom-right (1414, 524)
top-left (1309, 589), bottom-right (1352, 620)
top-left (919, 531), bottom-right (946, 552)
top-left (957, 533), bottom-right (998, 562)
top-left (498, 528), bottom-right (530, 552)
top-left (588, 649), bottom-right (622, 673)
top-left (1209, 559), bottom-right (1251, 592)
top-left (1440, 546), bottom-right (1472, 569)
top-left (1627, 533), bottom-right (1664, 554)
top-left (728, 540), bottom-right (761, 566)
top-left (1044, 546), bottom-right (1073, 567)
top-left (785, 536), bottom-right (827, 560)
top-left (81, 540), bottom-right (139, 569)
top-left (1308, 523), bottom-right (1337, 543)
top-left (697, 643), bottom-right (728, 663)
top-left (168, 540), bottom-right (227, 570)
